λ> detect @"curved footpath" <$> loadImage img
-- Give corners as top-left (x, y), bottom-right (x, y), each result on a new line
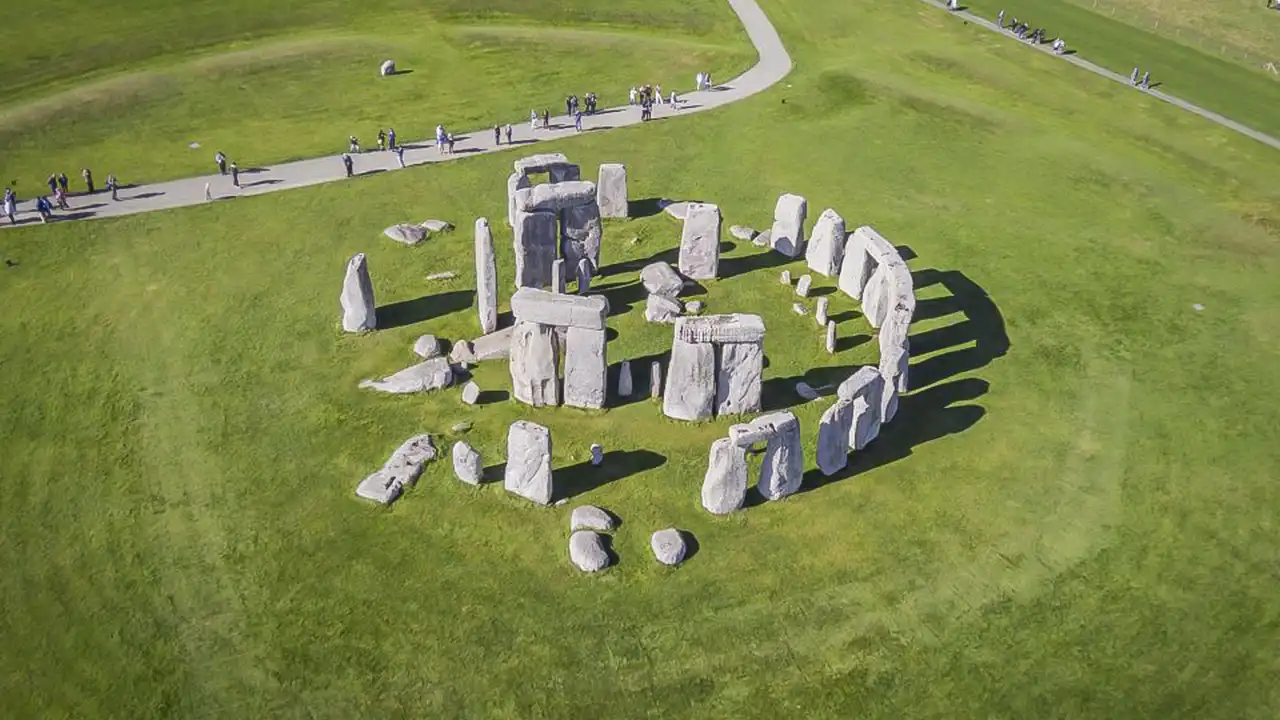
top-left (3, 0), bottom-right (790, 227)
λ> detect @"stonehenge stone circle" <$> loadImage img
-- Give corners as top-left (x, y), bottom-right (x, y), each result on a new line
top-left (663, 314), bottom-right (765, 420)
top-left (474, 217), bottom-right (498, 334)
top-left (597, 163), bottom-right (629, 219)
top-left (355, 434), bottom-right (437, 505)
top-left (359, 357), bottom-right (453, 394)
top-left (413, 334), bottom-right (441, 359)
top-left (504, 420), bottom-right (553, 505)
top-left (569, 530), bottom-right (611, 572)
top-left (769, 193), bottom-right (808, 258)
top-left (645, 293), bottom-right (683, 324)
top-left (509, 288), bottom-right (609, 410)
top-left (340, 253), bottom-right (377, 332)
top-left (753, 229), bottom-right (771, 247)
top-left (640, 262), bottom-right (684, 298)
top-left (509, 321), bottom-right (560, 407)
top-left (805, 208), bottom-right (847, 277)
top-left (755, 411), bottom-right (804, 501)
top-left (618, 360), bottom-right (633, 397)
top-left (795, 274), bottom-right (812, 297)
top-left (678, 202), bottom-right (722, 280)
top-left (650, 528), bottom-right (688, 566)
top-left (571, 505), bottom-right (616, 532)
top-left (513, 210), bottom-right (558, 289)
top-left (701, 437), bottom-right (748, 514)
top-left (384, 223), bottom-right (427, 246)
top-left (452, 441), bottom-right (483, 485)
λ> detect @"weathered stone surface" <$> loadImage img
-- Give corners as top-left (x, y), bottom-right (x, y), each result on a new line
top-left (548, 164), bottom-right (581, 184)
top-left (879, 306), bottom-right (913, 359)
top-left (340, 253), bottom-right (377, 332)
top-left (792, 302), bottom-right (807, 316)
top-left (510, 287), bottom-right (609, 330)
top-left (356, 434), bottom-right (437, 504)
top-left (513, 210), bottom-right (558, 289)
top-left (795, 274), bottom-right (812, 297)
top-left (817, 398), bottom-right (854, 476)
top-left (729, 225), bottom-right (756, 241)
top-left (862, 259), bottom-right (905, 329)
top-left (663, 337), bottom-right (716, 421)
top-left (805, 208), bottom-right (847, 277)
top-left (359, 357), bottom-right (453, 394)
top-left (551, 258), bottom-right (566, 293)
top-left (505, 420), bottom-right (552, 504)
top-left (676, 313), bottom-right (765, 344)
top-left (452, 422), bottom-right (472, 433)
top-left (640, 262), bottom-right (683, 298)
top-left (755, 411), bottom-right (803, 501)
top-left (562, 202), bottom-right (602, 272)
top-left (879, 343), bottom-right (909, 424)
top-left (795, 381), bottom-right (820, 401)
top-left (769, 193), bottom-right (807, 257)
top-left (617, 360), bottom-right (633, 397)
top-left (380, 59), bottom-right (396, 76)
top-left (563, 326), bottom-right (607, 410)
top-left (514, 153), bottom-right (571, 175)
top-left (685, 300), bottom-right (704, 315)
top-left (854, 224), bottom-right (899, 261)
top-left (413, 334), bottom-right (441, 359)
top-left (650, 528), bottom-right (687, 566)
top-left (662, 201), bottom-right (689, 221)
top-left (421, 219), bottom-right (454, 233)
top-left (590, 444), bottom-right (603, 466)
top-left (597, 163), bottom-right (628, 218)
top-left (825, 320), bottom-right (837, 354)
top-left (509, 321), bottom-right (560, 407)
top-left (839, 367), bottom-right (885, 451)
top-left (515, 182), bottom-right (597, 213)
top-left (452, 441), bottom-right (483, 484)
top-left (571, 505), bottom-right (615, 532)
top-left (449, 340), bottom-right (476, 365)
top-left (780, 270), bottom-right (791, 285)
top-left (815, 297), bottom-right (829, 327)
top-left (649, 360), bottom-right (663, 398)
top-left (474, 217), bottom-right (498, 334)
top-left (701, 437), bottom-right (748, 514)
top-left (645, 293), bottom-right (683, 324)
top-left (426, 271), bottom-right (457, 281)
top-left (729, 422), bottom-right (773, 448)
top-left (384, 223), bottom-right (427, 246)
top-left (678, 202), bottom-right (722, 280)
top-left (461, 380), bottom-right (480, 405)
top-left (507, 172), bottom-right (531, 227)
top-left (575, 257), bottom-right (593, 295)
top-left (569, 530), bottom-right (610, 572)
top-left (716, 341), bottom-right (764, 415)
top-left (753, 229), bottom-right (771, 247)
top-left (472, 326), bottom-right (513, 360)
top-left (839, 226), bottom-right (895, 300)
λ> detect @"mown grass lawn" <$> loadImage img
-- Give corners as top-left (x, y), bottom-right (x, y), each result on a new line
top-left (1, 0), bottom-right (1279, 717)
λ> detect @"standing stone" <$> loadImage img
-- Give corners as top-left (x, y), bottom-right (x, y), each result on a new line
top-left (715, 341), bottom-right (764, 415)
top-left (640, 262), bottom-right (683, 297)
top-left (817, 399), bottom-right (855, 476)
top-left (617, 360), bottom-right (633, 397)
top-left (804, 208), bottom-right (847, 277)
top-left (756, 411), bottom-right (803, 501)
top-left (590, 444), bottom-right (604, 467)
top-left (576, 257), bottom-right (593, 295)
top-left (563, 326), bottom-right (607, 409)
top-left (839, 226), bottom-right (891, 300)
top-left (474, 218), bottom-right (498, 334)
top-left (649, 361), bottom-right (663, 398)
top-left (551, 258), bottom-right (567, 293)
top-left (815, 297), bottom-right (829, 327)
top-left (879, 343), bottom-right (909, 423)
top-left (662, 337), bottom-right (716, 421)
top-left (795, 274), bottom-right (812, 297)
top-left (701, 437), bottom-right (747, 514)
top-left (677, 202), bottom-right (722, 280)
top-left (513, 210), bottom-right (558, 289)
top-left (597, 163), bottom-right (628, 218)
top-left (340, 253), bottom-right (377, 332)
top-left (839, 367), bottom-right (885, 451)
top-left (780, 270), bottom-right (791, 286)
top-left (862, 259), bottom-right (905, 329)
top-left (825, 320), bottom-right (837, 354)
top-left (452, 441), bottom-right (483, 485)
top-left (569, 530), bottom-right (610, 572)
top-left (650, 528), bottom-right (688, 566)
top-left (507, 172), bottom-right (531, 227)
top-left (562, 202), bottom-right (603, 272)
top-left (504, 420), bottom-right (553, 504)
top-left (645, 293), bottom-right (683, 323)
top-left (461, 380), bottom-right (480, 405)
top-left (509, 320), bottom-right (560, 407)
top-left (769, 193), bottom-right (808, 258)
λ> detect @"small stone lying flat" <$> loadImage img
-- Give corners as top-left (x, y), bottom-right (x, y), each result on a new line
top-left (472, 326), bottom-right (514, 361)
top-left (449, 340), bottom-right (476, 364)
top-left (753, 229), bottom-right (771, 247)
top-left (451, 422), bottom-right (472, 433)
top-left (421, 219), bottom-right (454, 233)
top-left (426, 271), bottom-right (457, 281)
top-left (571, 505), bottom-right (616, 532)
top-left (569, 530), bottom-right (611, 572)
top-left (730, 225), bottom-right (756, 241)
top-left (650, 528), bottom-right (687, 566)
top-left (359, 357), bottom-right (453, 394)
top-left (646, 293), bottom-right (683, 324)
top-left (685, 300), bottom-right (704, 314)
top-left (461, 380), bottom-right (480, 405)
top-left (792, 302), bottom-right (807, 315)
top-left (385, 224), bottom-right (428, 246)
top-left (452, 441), bottom-right (483, 484)
top-left (413, 334), bottom-right (441, 359)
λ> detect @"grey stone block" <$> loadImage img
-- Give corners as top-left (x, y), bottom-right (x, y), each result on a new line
top-left (474, 217), bottom-right (498, 334)
top-left (413, 334), bottom-right (441, 359)
top-left (505, 420), bottom-right (553, 504)
top-left (510, 287), bottom-right (609, 330)
top-left (805, 208), bottom-right (846, 277)
top-left (514, 153), bottom-right (571, 175)
top-left (563, 326), bottom-right (607, 410)
top-left (817, 398), bottom-right (854, 476)
top-left (617, 360), bottom-right (633, 397)
top-left (715, 341), bottom-right (764, 416)
top-left (755, 411), bottom-right (803, 501)
top-left (507, 172), bottom-right (531, 228)
top-left (769, 193), bottom-right (807, 257)
top-left (640, 262), bottom-right (683, 297)
top-left (645, 293), bottom-right (683, 324)
top-left (472, 326), bottom-right (514, 360)
top-left (839, 367), bottom-right (885, 451)
top-left (571, 505), bottom-right (616, 532)
top-left (569, 530), bottom-right (610, 572)
top-left (452, 441), bottom-right (483, 485)
top-left (509, 321), bottom-right (560, 407)
top-left (515, 182), bottom-right (597, 213)
top-left (384, 223), bottom-right (427, 246)
top-left (359, 357), bottom-right (453, 394)
top-left (562, 202), bottom-right (602, 272)
top-left (340, 253), bottom-right (377, 332)
top-left (678, 202), bottom-right (721, 280)
top-left (597, 163), bottom-right (628, 218)
top-left (650, 528), bottom-right (687, 566)
top-left (676, 313), bottom-right (765, 344)
top-left (701, 437), bottom-right (747, 514)
top-left (513, 210), bottom-right (558, 289)
top-left (662, 337), bottom-right (716, 421)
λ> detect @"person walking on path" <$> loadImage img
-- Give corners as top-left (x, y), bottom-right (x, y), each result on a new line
top-left (215, 151), bottom-right (227, 175)
top-left (394, 145), bottom-right (405, 168)
top-left (574, 111), bottom-right (583, 132)
top-left (57, 173), bottom-right (69, 194)
top-left (1139, 71), bottom-right (1151, 89)
top-left (230, 162), bottom-right (240, 188)
top-left (3, 190), bottom-right (16, 225)
top-left (205, 183), bottom-right (213, 201)
top-left (377, 129), bottom-right (386, 151)
top-left (106, 174), bottom-right (119, 201)
top-left (349, 136), bottom-right (361, 153)
top-left (342, 153), bottom-right (354, 178)
top-left (997, 9), bottom-right (1005, 27)
top-left (530, 110), bottom-right (539, 132)
top-left (494, 125), bottom-right (501, 145)
top-left (447, 134), bottom-right (456, 154)
top-left (1130, 67), bottom-right (1140, 85)
top-left (46, 174), bottom-right (58, 195)
top-left (35, 196), bottom-right (53, 223)
top-left (388, 128), bottom-right (397, 150)
top-left (82, 168), bottom-right (94, 194)
top-left (505, 124), bottom-right (513, 144)
top-left (542, 109), bottom-right (550, 129)
top-left (53, 187), bottom-right (69, 210)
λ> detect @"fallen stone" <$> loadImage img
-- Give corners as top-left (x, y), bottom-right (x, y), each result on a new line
top-left (340, 253), bottom-right (377, 333)
top-left (426, 271), bottom-right (457, 281)
top-left (509, 320), bottom-right (560, 407)
top-left (662, 201), bottom-right (689, 221)
top-left (792, 302), bottom-right (807, 316)
top-left (817, 398), bottom-right (854, 476)
top-left (795, 274), bottom-right (812, 297)
top-left (472, 326), bottom-right (514, 361)
top-left (769, 193), bottom-right (807, 257)
top-left (815, 297), bottom-right (829, 327)
top-left (597, 163), bottom-right (629, 219)
top-left (716, 341), bottom-right (764, 416)
top-left (795, 381), bottom-right (820, 401)
top-left (640, 262), bottom-right (683, 297)
top-left (451, 422), bottom-right (472, 433)
top-left (571, 504), bottom-right (615, 531)
top-left (685, 300), bottom-right (704, 315)
top-left (840, 367), bottom-right (885, 451)
top-left (590, 444), bottom-right (604, 466)
top-left (413, 334), bottom-right (441, 359)
top-left (662, 337), bottom-right (716, 421)
top-left (449, 340), bottom-right (476, 364)
top-left (356, 434), bottom-right (437, 504)
top-left (359, 357), bottom-right (453, 394)
top-left (510, 287), bottom-right (609, 330)
top-left (563, 326), bottom-right (607, 410)
top-left (474, 217), bottom-right (498, 334)
top-left (513, 209), bottom-right (558, 289)
top-left (384, 224), bottom-right (427, 246)
top-left (561, 202), bottom-right (602, 272)
top-left (701, 437), bottom-right (748, 514)
top-left (753, 229), bottom-right (771, 247)
top-left (452, 441), bottom-right (483, 485)
top-left (755, 411), bottom-right (803, 500)
top-left (678, 202), bottom-right (721, 280)
top-left (461, 380), bottom-right (480, 405)
top-left (804, 208), bottom-right (846, 277)
top-left (676, 313), bottom-right (765, 344)
top-left (618, 360), bottom-right (633, 396)
top-left (650, 528), bottom-right (687, 566)
top-left (421, 219), bottom-right (454, 233)
top-left (729, 225), bottom-right (756, 241)
top-left (826, 320), bottom-right (837, 354)
top-left (505, 420), bottom-right (553, 504)
top-left (569, 530), bottom-right (611, 572)
top-left (645, 293), bottom-right (683, 324)
top-left (515, 182), bottom-right (597, 213)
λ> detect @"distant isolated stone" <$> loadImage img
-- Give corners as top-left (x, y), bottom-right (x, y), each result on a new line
top-left (650, 528), bottom-right (687, 566)
top-left (569, 530), bottom-right (611, 572)
top-left (795, 274), bottom-right (812, 297)
top-left (597, 163), bottom-right (629, 219)
top-left (571, 504), bottom-right (614, 531)
top-left (452, 441), bottom-right (483, 484)
top-left (340, 253), bottom-right (376, 332)
top-left (640, 262), bottom-right (684, 298)
top-left (618, 360), bottom-right (633, 397)
top-left (461, 380), bottom-right (480, 405)
top-left (645, 293), bottom-right (683, 324)
top-left (379, 59), bottom-right (396, 76)
top-left (730, 225), bottom-right (756, 241)
top-left (701, 437), bottom-right (747, 514)
top-left (769, 193), bottom-right (807, 257)
top-left (805, 208), bottom-right (846, 277)
top-left (426, 271), bottom-right (456, 281)
top-left (359, 357), bottom-right (453, 394)
top-left (384, 224), bottom-right (428, 246)
top-left (413, 334), bottom-right (441, 359)
top-left (505, 420), bottom-right (553, 504)
top-left (562, 202), bottom-right (602, 272)
top-left (422, 219), bottom-right (454, 233)
top-left (590, 444), bottom-right (604, 466)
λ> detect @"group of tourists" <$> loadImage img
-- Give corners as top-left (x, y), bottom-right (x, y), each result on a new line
top-left (3, 165), bottom-right (123, 224)
top-left (629, 84), bottom-right (680, 121)
top-left (1129, 67), bottom-right (1153, 89)
top-left (565, 93), bottom-right (597, 116)
top-left (214, 151), bottom-right (241, 188)
top-left (493, 124), bottom-right (515, 145)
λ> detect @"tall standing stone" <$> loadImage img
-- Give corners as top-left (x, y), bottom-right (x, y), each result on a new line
top-left (879, 343), bottom-right (909, 423)
top-left (701, 437), bottom-right (747, 515)
top-left (795, 274), bottom-right (812, 297)
top-left (474, 218), bottom-right (497, 334)
top-left (563, 326), bottom-right (607, 410)
top-left (576, 257), bottom-right (593, 295)
top-left (662, 338), bottom-right (716, 421)
top-left (825, 320), bottom-right (837, 354)
top-left (507, 172), bottom-right (531, 227)
top-left (618, 360), bottom-right (633, 397)
top-left (769, 193), bottom-right (808, 258)
top-left (817, 399), bottom-right (855, 476)
top-left (551, 258), bottom-right (567, 293)
top-left (509, 320), bottom-right (560, 407)
top-left (513, 210), bottom-right (558, 289)
top-left (504, 421), bottom-right (553, 505)
top-left (678, 202), bottom-right (722, 280)
top-left (597, 163), bottom-right (628, 218)
top-left (756, 411), bottom-right (803, 500)
top-left (340, 253), bottom-right (377, 332)
top-left (839, 367), bottom-right (885, 451)
top-left (715, 341), bottom-right (764, 415)
top-left (562, 201), bottom-right (602, 272)
top-left (862, 259), bottom-right (904, 329)
top-left (649, 360), bottom-right (663, 398)
top-left (815, 297), bottom-right (829, 326)
top-left (805, 208), bottom-right (847, 277)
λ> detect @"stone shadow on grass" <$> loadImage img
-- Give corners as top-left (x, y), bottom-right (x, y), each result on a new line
top-left (760, 360), bottom-right (865, 412)
top-left (907, 268), bottom-right (1009, 390)
top-left (628, 198), bottom-right (667, 218)
top-left (607, 351), bottom-right (668, 408)
top-left (376, 289), bottom-right (474, 329)
top-left (717, 247), bottom-right (792, 279)
top-left (553, 449), bottom-right (667, 503)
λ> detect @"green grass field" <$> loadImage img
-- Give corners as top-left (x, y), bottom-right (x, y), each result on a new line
top-left (1056, 0), bottom-right (1278, 68)
top-left (2, 0), bottom-right (1280, 716)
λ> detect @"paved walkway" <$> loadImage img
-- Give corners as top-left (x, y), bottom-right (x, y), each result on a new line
top-left (922, 0), bottom-right (1280, 152)
top-left (3, 0), bottom-right (790, 228)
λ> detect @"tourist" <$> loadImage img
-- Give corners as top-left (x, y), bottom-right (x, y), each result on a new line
top-left (669, 90), bottom-right (679, 108)
top-left (57, 172), bottom-right (69, 194)
top-left (3, 189), bottom-right (16, 224)
top-left (947, 0), bottom-right (958, 11)
top-left (35, 196), bottom-right (52, 223)
top-left (205, 183), bottom-right (212, 201)
top-left (574, 111), bottom-right (583, 132)
top-left (387, 128), bottom-right (397, 150)
top-left (230, 162), bottom-right (240, 188)
top-left (542, 109), bottom-right (550, 128)
top-left (1139, 71), bottom-right (1151, 89)
top-left (447, 134), bottom-right (456, 154)
top-left (215, 151), bottom-right (227, 175)
top-left (82, 168), bottom-right (94, 194)
top-left (46, 174), bottom-right (58, 195)
top-left (1130, 67), bottom-right (1140, 85)
top-left (494, 125), bottom-right (501, 145)
top-left (505, 124), bottom-right (513, 144)
top-left (342, 153), bottom-right (354, 178)
top-left (530, 109), bottom-right (539, 131)
top-left (349, 135), bottom-right (360, 153)
top-left (106, 174), bottom-right (119, 201)
top-left (53, 187), bottom-right (69, 210)
top-left (565, 96), bottom-right (573, 116)
top-left (629, 87), bottom-right (637, 105)
top-left (377, 129), bottom-right (386, 151)
top-left (997, 9), bottom-right (1005, 27)
top-left (394, 145), bottom-right (405, 168)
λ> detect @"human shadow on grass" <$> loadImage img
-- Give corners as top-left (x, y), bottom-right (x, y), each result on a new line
top-left (552, 449), bottom-right (667, 503)
top-left (130, 191), bottom-right (166, 200)
top-left (376, 289), bottom-right (474, 329)
top-left (244, 178), bottom-right (282, 188)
